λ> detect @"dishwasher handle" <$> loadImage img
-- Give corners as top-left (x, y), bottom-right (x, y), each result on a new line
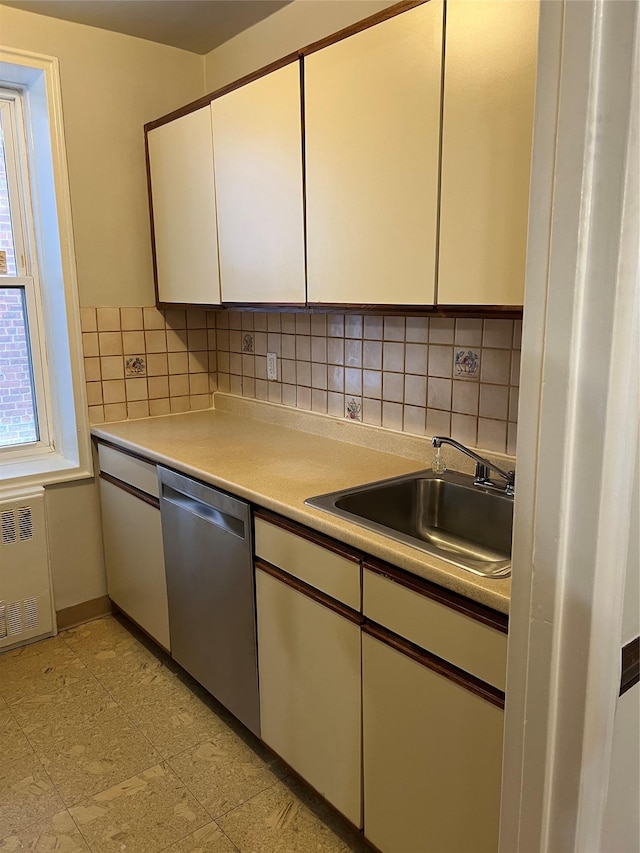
top-left (162, 485), bottom-right (246, 540)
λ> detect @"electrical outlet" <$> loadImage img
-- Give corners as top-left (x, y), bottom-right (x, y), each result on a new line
top-left (266, 352), bottom-right (278, 381)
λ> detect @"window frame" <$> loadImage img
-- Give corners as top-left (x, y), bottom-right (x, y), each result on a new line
top-left (1, 89), bottom-right (54, 458)
top-left (0, 48), bottom-right (92, 487)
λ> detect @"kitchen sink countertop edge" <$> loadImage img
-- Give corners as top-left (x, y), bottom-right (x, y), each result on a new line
top-left (91, 405), bottom-right (512, 614)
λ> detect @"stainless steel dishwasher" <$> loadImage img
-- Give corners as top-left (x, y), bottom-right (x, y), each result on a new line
top-left (158, 466), bottom-right (260, 736)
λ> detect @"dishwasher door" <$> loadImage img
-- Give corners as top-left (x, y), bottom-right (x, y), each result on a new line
top-left (158, 467), bottom-right (260, 736)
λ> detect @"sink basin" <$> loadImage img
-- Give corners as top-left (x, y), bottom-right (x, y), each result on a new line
top-left (305, 470), bottom-right (513, 578)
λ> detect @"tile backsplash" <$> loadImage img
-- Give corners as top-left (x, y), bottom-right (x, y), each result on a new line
top-left (81, 307), bottom-right (520, 456)
top-left (80, 306), bottom-right (216, 424)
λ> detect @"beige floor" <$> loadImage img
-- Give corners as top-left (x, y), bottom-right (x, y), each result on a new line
top-left (0, 616), bottom-right (369, 853)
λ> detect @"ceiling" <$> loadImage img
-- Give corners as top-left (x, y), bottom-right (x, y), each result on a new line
top-left (1, 0), bottom-right (294, 55)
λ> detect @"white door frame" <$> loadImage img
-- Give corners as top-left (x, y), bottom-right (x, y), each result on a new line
top-left (500, 1), bottom-right (639, 851)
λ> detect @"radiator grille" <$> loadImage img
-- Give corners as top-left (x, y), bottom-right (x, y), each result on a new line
top-left (23, 597), bottom-right (39, 630)
top-left (2, 511), bottom-right (16, 545)
top-left (18, 507), bottom-right (33, 541)
top-left (7, 601), bottom-right (23, 635)
top-left (1, 506), bottom-right (35, 545)
top-left (0, 598), bottom-right (41, 638)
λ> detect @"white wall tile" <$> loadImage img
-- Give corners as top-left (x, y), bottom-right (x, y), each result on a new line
top-left (404, 405), bottom-right (426, 435)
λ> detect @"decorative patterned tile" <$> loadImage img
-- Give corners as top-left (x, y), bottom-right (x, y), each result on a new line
top-left (0, 809), bottom-right (91, 853)
top-left (37, 712), bottom-right (161, 807)
top-left (0, 638), bottom-right (87, 706)
top-left (454, 349), bottom-right (480, 379)
top-left (0, 754), bottom-right (64, 837)
top-left (217, 779), bottom-right (367, 853)
top-left (11, 677), bottom-right (120, 752)
top-left (69, 764), bottom-right (208, 853)
top-left (169, 730), bottom-right (285, 820)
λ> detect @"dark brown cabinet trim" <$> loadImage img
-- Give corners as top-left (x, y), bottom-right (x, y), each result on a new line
top-left (364, 558), bottom-right (508, 634)
top-left (254, 508), bottom-right (362, 564)
top-left (305, 304), bottom-right (523, 318)
top-left (143, 1), bottom-right (426, 133)
top-left (144, 0), bottom-right (525, 315)
top-left (364, 621), bottom-right (505, 709)
top-left (96, 437), bottom-right (158, 468)
top-left (99, 471), bottom-right (160, 510)
top-left (620, 637), bottom-right (639, 696)
top-left (144, 52), bottom-right (301, 132)
top-left (256, 558), bottom-right (363, 625)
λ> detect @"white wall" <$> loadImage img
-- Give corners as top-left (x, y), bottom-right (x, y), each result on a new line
top-left (204, 0), bottom-right (397, 91)
top-left (0, 4), bottom-right (205, 610)
top-left (45, 478), bottom-right (107, 611)
top-left (601, 435), bottom-right (640, 853)
top-left (0, 4), bottom-right (204, 308)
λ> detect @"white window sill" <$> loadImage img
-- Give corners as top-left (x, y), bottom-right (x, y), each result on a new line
top-left (0, 451), bottom-right (93, 494)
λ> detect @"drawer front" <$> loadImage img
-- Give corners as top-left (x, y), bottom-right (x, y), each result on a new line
top-left (254, 518), bottom-right (360, 611)
top-left (98, 443), bottom-right (159, 499)
top-left (363, 568), bottom-right (507, 691)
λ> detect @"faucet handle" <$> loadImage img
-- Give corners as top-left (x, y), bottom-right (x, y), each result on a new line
top-left (474, 462), bottom-right (490, 483)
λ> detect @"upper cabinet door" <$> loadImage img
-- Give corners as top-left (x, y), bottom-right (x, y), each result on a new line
top-left (212, 62), bottom-right (306, 304)
top-left (305, 2), bottom-right (443, 307)
top-left (147, 106), bottom-right (221, 305)
top-left (438, 1), bottom-right (539, 306)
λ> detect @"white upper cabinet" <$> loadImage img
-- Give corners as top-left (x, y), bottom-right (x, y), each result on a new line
top-left (305, 2), bottom-right (443, 306)
top-left (147, 106), bottom-right (221, 305)
top-left (438, 0), bottom-right (539, 306)
top-left (212, 62), bottom-right (306, 304)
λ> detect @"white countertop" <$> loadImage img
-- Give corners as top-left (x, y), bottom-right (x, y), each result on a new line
top-left (92, 397), bottom-right (512, 614)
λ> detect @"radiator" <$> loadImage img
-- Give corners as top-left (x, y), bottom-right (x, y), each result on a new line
top-left (0, 487), bottom-right (55, 650)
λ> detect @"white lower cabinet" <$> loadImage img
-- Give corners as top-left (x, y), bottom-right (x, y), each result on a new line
top-left (97, 444), bottom-right (170, 651)
top-left (361, 562), bottom-right (505, 852)
top-left (255, 564), bottom-right (362, 827)
top-left (362, 630), bottom-right (504, 853)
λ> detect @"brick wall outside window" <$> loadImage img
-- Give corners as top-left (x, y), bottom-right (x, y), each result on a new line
top-left (0, 288), bottom-right (38, 446)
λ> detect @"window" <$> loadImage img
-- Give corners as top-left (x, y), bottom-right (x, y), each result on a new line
top-left (0, 49), bottom-right (91, 486)
top-left (1, 90), bottom-right (50, 453)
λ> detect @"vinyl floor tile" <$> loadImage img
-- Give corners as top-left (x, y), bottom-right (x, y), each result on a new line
top-left (0, 754), bottom-right (64, 838)
top-left (61, 617), bottom-right (132, 652)
top-left (0, 809), bottom-right (91, 853)
top-left (62, 620), bottom-right (164, 682)
top-left (216, 780), bottom-right (363, 853)
top-left (0, 707), bottom-right (35, 765)
top-left (120, 676), bottom-right (230, 759)
top-left (1, 619), bottom-right (366, 853)
top-left (161, 823), bottom-right (238, 853)
top-left (168, 730), bottom-right (285, 820)
top-left (69, 763), bottom-right (209, 853)
top-left (0, 640), bottom-right (87, 706)
top-left (11, 677), bottom-right (120, 752)
top-left (95, 652), bottom-right (174, 703)
top-left (37, 711), bottom-right (161, 806)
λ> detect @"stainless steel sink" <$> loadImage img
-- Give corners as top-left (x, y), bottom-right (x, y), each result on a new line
top-left (305, 470), bottom-right (513, 578)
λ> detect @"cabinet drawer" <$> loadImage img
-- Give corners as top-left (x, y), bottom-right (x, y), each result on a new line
top-left (98, 443), bottom-right (159, 499)
top-left (254, 516), bottom-right (360, 611)
top-left (363, 566), bottom-right (507, 691)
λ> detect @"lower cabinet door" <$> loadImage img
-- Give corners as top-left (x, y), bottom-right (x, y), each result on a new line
top-left (256, 567), bottom-right (362, 827)
top-left (99, 479), bottom-right (170, 651)
top-left (363, 631), bottom-right (504, 853)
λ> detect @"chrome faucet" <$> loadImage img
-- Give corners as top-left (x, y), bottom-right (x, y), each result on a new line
top-left (431, 436), bottom-right (515, 497)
